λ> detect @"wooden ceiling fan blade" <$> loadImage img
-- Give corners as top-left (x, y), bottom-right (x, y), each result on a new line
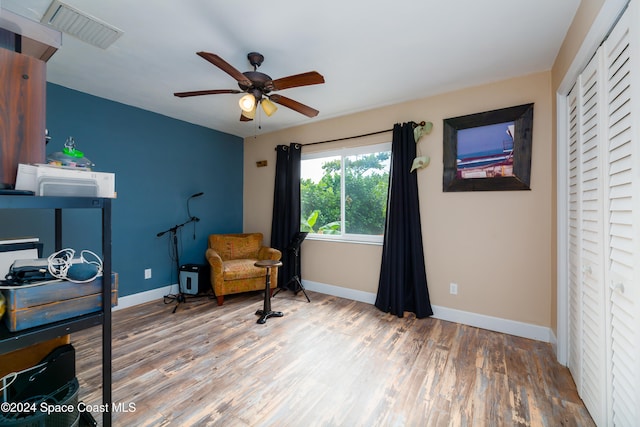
top-left (270, 71), bottom-right (325, 91)
top-left (174, 89), bottom-right (242, 98)
top-left (240, 113), bottom-right (253, 121)
top-left (196, 51), bottom-right (252, 86)
top-left (269, 94), bottom-right (319, 117)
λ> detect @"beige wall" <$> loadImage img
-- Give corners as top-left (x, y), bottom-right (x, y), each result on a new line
top-left (244, 71), bottom-right (554, 328)
top-left (552, 0), bottom-right (606, 91)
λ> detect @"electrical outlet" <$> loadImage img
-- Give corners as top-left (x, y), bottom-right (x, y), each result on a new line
top-left (450, 282), bottom-right (458, 295)
top-left (144, 268), bottom-right (152, 279)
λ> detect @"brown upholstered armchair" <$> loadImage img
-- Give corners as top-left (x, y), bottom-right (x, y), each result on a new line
top-left (206, 233), bottom-right (282, 305)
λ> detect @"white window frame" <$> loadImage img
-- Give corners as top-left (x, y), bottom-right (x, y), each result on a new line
top-left (301, 142), bottom-right (391, 245)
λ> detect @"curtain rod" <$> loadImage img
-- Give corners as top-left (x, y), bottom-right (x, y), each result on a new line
top-left (301, 121), bottom-right (426, 147)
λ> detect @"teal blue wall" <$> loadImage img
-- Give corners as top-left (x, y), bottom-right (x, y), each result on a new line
top-left (0, 83), bottom-right (243, 297)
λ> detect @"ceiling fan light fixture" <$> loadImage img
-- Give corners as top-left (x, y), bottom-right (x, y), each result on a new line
top-left (241, 105), bottom-right (256, 120)
top-left (175, 51), bottom-right (324, 120)
top-left (261, 98), bottom-right (278, 117)
top-left (239, 94), bottom-right (256, 112)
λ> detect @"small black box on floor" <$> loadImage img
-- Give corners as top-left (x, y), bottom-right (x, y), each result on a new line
top-left (179, 264), bottom-right (210, 295)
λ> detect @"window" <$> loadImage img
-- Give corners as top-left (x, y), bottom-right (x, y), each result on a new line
top-left (300, 143), bottom-right (391, 243)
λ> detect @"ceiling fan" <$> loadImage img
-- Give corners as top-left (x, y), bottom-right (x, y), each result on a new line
top-left (174, 51), bottom-right (325, 121)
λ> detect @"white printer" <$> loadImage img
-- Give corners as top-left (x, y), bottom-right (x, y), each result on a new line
top-left (15, 164), bottom-right (116, 198)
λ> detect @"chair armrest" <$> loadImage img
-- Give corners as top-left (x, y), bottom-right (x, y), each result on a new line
top-left (258, 246), bottom-right (282, 261)
top-left (205, 249), bottom-right (224, 290)
top-left (206, 248), bottom-right (223, 265)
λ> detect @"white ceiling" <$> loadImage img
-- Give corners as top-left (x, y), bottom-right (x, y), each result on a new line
top-left (2, 0), bottom-right (580, 138)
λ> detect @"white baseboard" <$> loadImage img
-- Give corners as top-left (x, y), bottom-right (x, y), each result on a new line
top-left (113, 283), bottom-right (178, 311)
top-left (303, 280), bottom-right (377, 304)
top-left (431, 305), bottom-right (552, 343)
top-left (117, 280), bottom-right (553, 343)
top-left (303, 280), bottom-right (553, 343)
top-left (549, 329), bottom-right (559, 362)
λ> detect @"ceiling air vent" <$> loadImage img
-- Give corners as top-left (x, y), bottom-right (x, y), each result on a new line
top-left (41, 0), bottom-right (123, 49)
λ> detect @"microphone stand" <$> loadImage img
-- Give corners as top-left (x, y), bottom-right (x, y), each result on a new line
top-left (157, 216), bottom-right (200, 313)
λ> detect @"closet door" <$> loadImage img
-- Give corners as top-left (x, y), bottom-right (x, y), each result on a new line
top-left (566, 87), bottom-right (582, 390)
top-left (564, 4), bottom-right (640, 426)
top-left (567, 47), bottom-right (608, 426)
top-left (603, 7), bottom-right (640, 425)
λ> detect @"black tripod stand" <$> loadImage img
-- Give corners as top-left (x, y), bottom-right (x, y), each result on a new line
top-left (157, 216), bottom-right (199, 313)
top-left (274, 232), bottom-right (310, 302)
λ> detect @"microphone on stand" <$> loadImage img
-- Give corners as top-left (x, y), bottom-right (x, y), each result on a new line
top-left (187, 192), bottom-right (203, 239)
top-left (187, 192), bottom-right (204, 217)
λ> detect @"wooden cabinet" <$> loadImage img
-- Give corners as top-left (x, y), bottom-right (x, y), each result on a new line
top-left (0, 48), bottom-right (46, 188)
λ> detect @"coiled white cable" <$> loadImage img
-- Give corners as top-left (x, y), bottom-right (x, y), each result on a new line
top-left (47, 248), bottom-right (103, 283)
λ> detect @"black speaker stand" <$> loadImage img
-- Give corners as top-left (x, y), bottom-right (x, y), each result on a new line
top-left (273, 232), bottom-right (310, 302)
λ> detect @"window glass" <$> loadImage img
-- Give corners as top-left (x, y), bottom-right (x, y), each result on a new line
top-left (301, 143), bottom-right (390, 243)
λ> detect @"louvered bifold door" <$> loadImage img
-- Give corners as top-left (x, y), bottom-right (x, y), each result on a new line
top-left (566, 87), bottom-right (582, 391)
top-left (577, 47), bottom-right (608, 426)
top-left (603, 7), bottom-right (640, 426)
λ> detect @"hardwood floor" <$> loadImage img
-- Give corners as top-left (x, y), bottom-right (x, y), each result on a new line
top-left (73, 290), bottom-right (594, 426)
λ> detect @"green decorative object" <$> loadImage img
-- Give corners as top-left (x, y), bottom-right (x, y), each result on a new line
top-left (411, 121), bottom-right (433, 172)
top-left (47, 137), bottom-right (95, 168)
top-left (410, 155), bottom-right (431, 173)
top-left (413, 121), bottom-right (433, 143)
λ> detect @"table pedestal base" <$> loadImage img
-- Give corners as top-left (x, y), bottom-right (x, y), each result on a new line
top-left (254, 259), bottom-right (283, 325)
top-left (255, 309), bottom-right (284, 324)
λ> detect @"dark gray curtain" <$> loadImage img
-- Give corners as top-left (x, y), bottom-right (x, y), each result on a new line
top-left (270, 143), bottom-right (301, 290)
top-left (375, 123), bottom-right (433, 318)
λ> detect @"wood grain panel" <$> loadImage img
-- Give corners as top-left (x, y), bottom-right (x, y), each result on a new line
top-left (0, 48), bottom-right (46, 187)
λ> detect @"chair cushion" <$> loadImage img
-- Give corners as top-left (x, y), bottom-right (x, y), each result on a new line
top-left (223, 259), bottom-right (265, 281)
top-left (214, 234), bottom-right (261, 261)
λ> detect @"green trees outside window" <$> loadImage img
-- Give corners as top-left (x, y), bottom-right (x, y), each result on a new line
top-left (301, 145), bottom-right (390, 240)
